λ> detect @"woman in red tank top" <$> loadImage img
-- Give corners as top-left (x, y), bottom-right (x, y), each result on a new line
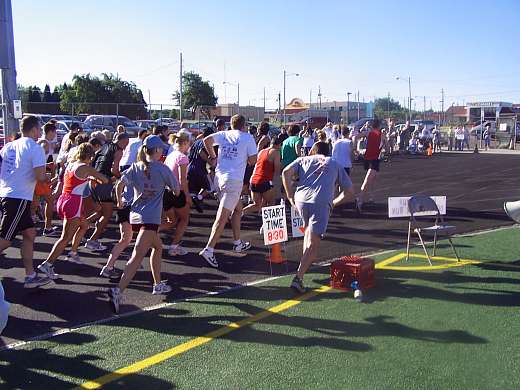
top-left (243, 136), bottom-right (282, 215)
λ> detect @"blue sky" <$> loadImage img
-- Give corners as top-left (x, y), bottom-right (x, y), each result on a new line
top-left (12, 0), bottom-right (520, 110)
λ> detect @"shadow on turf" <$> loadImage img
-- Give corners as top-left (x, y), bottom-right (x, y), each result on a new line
top-left (0, 333), bottom-right (174, 389)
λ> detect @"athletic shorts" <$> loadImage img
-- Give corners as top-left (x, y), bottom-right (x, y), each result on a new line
top-left (116, 206), bottom-right (131, 224)
top-left (250, 181), bottom-right (273, 194)
top-left (90, 182), bottom-right (114, 203)
top-left (363, 159), bottom-right (380, 172)
top-left (295, 201), bottom-right (331, 236)
top-left (243, 165), bottom-right (254, 186)
top-left (188, 171), bottom-right (210, 193)
top-left (131, 224), bottom-right (159, 232)
top-left (216, 179), bottom-right (242, 211)
top-left (163, 190), bottom-right (187, 210)
top-left (0, 198), bottom-right (34, 241)
top-left (57, 193), bottom-right (83, 220)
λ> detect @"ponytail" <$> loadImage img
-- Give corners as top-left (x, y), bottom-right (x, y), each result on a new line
top-left (137, 145), bottom-right (154, 177)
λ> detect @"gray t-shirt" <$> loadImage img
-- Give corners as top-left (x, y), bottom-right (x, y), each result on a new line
top-left (122, 161), bottom-right (179, 224)
top-left (287, 155), bottom-right (352, 207)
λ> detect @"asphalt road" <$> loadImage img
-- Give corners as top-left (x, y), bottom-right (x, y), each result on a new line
top-left (1, 151), bottom-right (520, 346)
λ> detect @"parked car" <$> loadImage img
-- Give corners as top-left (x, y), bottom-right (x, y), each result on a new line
top-left (83, 115), bottom-right (144, 136)
top-left (135, 120), bottom-right (157, 130)
top-left (55, 120), bottom-right (82, 145)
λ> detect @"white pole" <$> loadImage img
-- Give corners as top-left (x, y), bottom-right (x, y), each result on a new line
top-left (179, 52), bottom-right (183, 121)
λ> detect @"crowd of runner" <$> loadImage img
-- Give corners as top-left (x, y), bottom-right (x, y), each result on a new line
top-left (0, 114), bottom-right (442, 313)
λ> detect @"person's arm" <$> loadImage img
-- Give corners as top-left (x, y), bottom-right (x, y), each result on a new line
top-left (203, 135), bottom-right (217, 159)
top-left (83, 166), bottom-right (109, 184)
top-left (198, 147), bottom-right (210, 163)
top-left (272, 149), bottom-right (281, 178)
top-left (178, 163), bottom-right (191, 205)
top-left (111, 150), bottom-right (123, 179)
top-left (281, 165), bottom-right (297, 208)
top-left (115, 179), bottom-right (126, 209)
top-left (247, 137), bottom-right (257, 166)
top-left (33, 166), bottom-right (48, 182)
top-left (295, 141), bottom-right (302, 157)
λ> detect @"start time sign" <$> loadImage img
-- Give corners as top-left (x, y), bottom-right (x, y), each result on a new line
top-left (261, 205), bottom-right (288, 245)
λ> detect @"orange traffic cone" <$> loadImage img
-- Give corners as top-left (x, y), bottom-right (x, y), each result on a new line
top-left (427, 146), bottom-right (433, 156)
top-left (266, 242), bottom-right (286, 264)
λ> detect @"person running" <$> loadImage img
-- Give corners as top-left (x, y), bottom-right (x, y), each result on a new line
top-left (331, 126), bottom-right (354, 176)
top-left (301, 125), bottom-right (316, 156)
top-left (281, 124), bottom-right (302, 168)
top-left (163, 133), bottom-right (192, 256)
top-left (0, 116), bottom-right (52, 288)
top-left (37, 144), bottom-right (108, 279)
top-left (109, 135), bottom-right (180, 313)
top-left (243, 135), bottom-right (282, 215)
top-left (187, 126), bottom-right (214, 211)
top-left (119, 129), bottom-right (149, 171)
top-left (282, 141), bottom-right (353, 292)
top-left (198, 114), bottom-right (257, 268)
top-left (356, 118), bottom-right (383, 212)
top-left (256, 122), bottom-right (271, 150)
top-left (86, 132), bottom-right (129, 251)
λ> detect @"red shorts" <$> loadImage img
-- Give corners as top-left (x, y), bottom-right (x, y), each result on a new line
top-left (131, 224), bottom-right (159, 232)
top-left (57, 194), bottom-right (83, 220)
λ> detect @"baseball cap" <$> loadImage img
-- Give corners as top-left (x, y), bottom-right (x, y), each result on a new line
top-left (143, 134), bottom-right (168, 150)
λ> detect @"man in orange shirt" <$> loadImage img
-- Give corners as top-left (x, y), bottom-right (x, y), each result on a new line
top-left (356, 118), bottom-right (383, 213)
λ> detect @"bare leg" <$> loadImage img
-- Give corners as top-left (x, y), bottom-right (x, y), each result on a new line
top-left (88, 202), bottom-right (113, 241)
top-left (359, 169), bottom-right (377, 203)
top-left (70, 220), bottom-right (90, 252)
top-left (231, 201), bottom-right (243, 241)
top-left (171, 205), bottom-right (190, 245)
top-left (118, 230), bottom-right (153, 292)
top-left (46, 218), bottom-right (80, 264)
top-left (20, 228), bottom-right (37, 276)
top-left (242, 191), bottom-right (263, 215)
top-left (43, 194), bottom-right (55, 231)
top-left (105, 222), bottom-right (133, 268)
top-left (296, 228), bottom-right (321, 280)
top-left (206, 205), bottom-right (232, 249)
top-left (148, 233), bottom-right (163, 285)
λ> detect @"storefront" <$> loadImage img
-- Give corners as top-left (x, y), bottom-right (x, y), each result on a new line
top-left (467, 102), bottom-right (513, 124)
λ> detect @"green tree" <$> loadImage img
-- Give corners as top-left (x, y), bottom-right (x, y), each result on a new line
top-left (374, 97), bottom-right (407, 121)
top-left (173, 71), bottom-right (217, 119)
top-left (42, 84), bottom-right (52, 102)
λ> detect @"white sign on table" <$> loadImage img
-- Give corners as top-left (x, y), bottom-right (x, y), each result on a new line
top-left (261, 205), bottom-right (288, 245)
top-left (290, 207), bottom-right (305, 238)
top-left (388, 196), bottom-right (446, 218)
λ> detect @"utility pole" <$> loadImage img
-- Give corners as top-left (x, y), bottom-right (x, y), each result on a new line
top-left (440, 88), bottom-right (445, 125)
top-left (346, 91), bottom-right (351, 125)
top-left (318, 85), bottom-right (322, 110)
top-left (263, 87), bottom-right (266, 120)
top-left (423, 96), bottom-right (426, 120)
top-left (179, 52), bottom-right (183, 121)
top-left (357, 90), bottom-right (360, 120)
top-left (277, 92), bottom-right (281, 122)
top-left (283, 70), bottom-right (286, 124)
top-left (309, 89), bottom-right (312, 108)
top-left (387, 92), bottom-right (390, 119)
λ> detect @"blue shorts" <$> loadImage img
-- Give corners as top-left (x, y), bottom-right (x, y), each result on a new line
top-left (295, 201), bottom-right (331, 236)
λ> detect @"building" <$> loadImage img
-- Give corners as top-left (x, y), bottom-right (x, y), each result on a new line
top-left (195, 104), bottom-right (265, 122)
top-left (309, 100), bottom-right (372, 122)
top-left (445, 105), bottom-right (467, 124)
top-left (466, 102), bottom-right (513, 124)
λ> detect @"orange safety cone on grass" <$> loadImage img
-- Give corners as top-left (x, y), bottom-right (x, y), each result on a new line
top-left (266, 242), bottom-right (286, 263)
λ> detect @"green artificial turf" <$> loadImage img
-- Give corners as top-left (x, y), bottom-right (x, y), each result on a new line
top-left (1, 227), bottom-right (519, 389)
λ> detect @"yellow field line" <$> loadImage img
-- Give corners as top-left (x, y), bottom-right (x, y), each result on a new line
top-left (75, 285), bottom-right (332, 389)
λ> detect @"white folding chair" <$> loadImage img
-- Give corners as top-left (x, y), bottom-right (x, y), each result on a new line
top-left (406, 195), bottom-right (460, 265)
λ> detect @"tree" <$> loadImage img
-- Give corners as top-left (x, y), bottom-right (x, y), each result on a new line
top-left (374, 97), bottom-right (407, 121)
top-left (173, 71), bottom-right (217, 119)
top-left (42, 84), bottom-right (52, 102)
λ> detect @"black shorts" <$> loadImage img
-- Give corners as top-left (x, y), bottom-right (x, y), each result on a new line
top-left (163, 190), bottom-right (187, 210)
top-left (0, 198), bottom-right (34, 241)
top-left (90, 182), bottom-right (114, 203)
top-left (363, 159), bottom-right (380, 172)
top-left (250, 181), bottom-right (273, 194)
top-left (188, 170), bottom-right (210, 193)
top-left (243, 165), bottom-right (254, 186)
top-left (116, 206), bottom-right (130, 224)
top-left (131, 224), bottom-right (159, 232)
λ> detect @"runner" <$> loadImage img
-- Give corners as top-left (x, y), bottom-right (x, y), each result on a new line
top-left (356, 118), bottom-right (383, 213)
top-left (108, 135), bottom-right (180, 313)
top-left (282, 141), bottom-right (353, 292)
top-left (301, 125), bottom-right (315, 156)
top-left (280, 124), bottom-right (302, 168)
top-left (119, 129), bottom-right (149, 171)
top-left (331, 127), bottom-right (354, 176)
top-left (37, 143), bottom-right (108, 278)
top-left (0, 116), bottom-right (52, 288)
top-left (187, 126), bottom-right (214, 211)
top-left (243, 135), bottom-right (282, 215)
top-left (256, 122), bottom-right (271, 150)
top-left (86, 132), bottom-right (129, 251)
top-left (198, 114), bottom-right (257, 268)
top-left (163, 132), bottom-right (192, 256)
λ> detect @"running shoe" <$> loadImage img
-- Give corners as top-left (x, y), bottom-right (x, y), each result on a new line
top-left (24, 274), bottom-right (52, 289)
top-left (42, 227), bottom-right (61, 237)
top-left (233, 240), bottom-right (251, 253)
top-left (168, 245), bottom-right (188, 256)
top-left (199, 248), bottom-right (219, 268)
top-left (37, 262), bottom-right (60, 280)
top-left (108, 287), bottom-right (122, 314)
top-left (152, 281), bottom-right (172, 295)
top-left (290, 276), bottom-right (306, 294)
top-left (100, 266), bottom-right (123, 279)
top-left (191, 195), bottom-right (204, 213)
top-left (355, 198), bottom-right (363, 214)
top-left (65, 252), bottom-right (82, 264)
top-left (85, 239), bottom-right (107, 252)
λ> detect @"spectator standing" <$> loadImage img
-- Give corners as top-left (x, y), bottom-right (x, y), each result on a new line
top-left (483, 124), bottom-right (491, 151)
top-left (447, 126), bottom-right (454, 151)
top-left (432, 126), bottom-right (441, 153)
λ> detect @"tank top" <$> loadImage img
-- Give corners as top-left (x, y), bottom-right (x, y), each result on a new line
top-left (63, 162), bottom-right (89, 196)
top-left (364, 129), bottom-right (382, 161)
top-left (93, 142), bottom-right (119, 177)
top-left (251, 148), bottom-right (275, 184)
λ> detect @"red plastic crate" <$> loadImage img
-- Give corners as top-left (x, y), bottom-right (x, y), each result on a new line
top-left (330, 256), bottom-right (375, 291)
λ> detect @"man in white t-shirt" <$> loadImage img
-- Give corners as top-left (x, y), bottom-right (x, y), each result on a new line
top-left (199, 114), bottom-right (257, 268)
top-left (331, 127), bottom-right (354, 175)
top-left (119, 129), bottom-right (149, 171)
top-left (322, 122), bottom-right (337, 143)
top-left (0, 116), bottom-right (52, 289)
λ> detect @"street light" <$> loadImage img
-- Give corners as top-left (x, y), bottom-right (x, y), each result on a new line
top-left (346, 92), bottom-right (352, 125)
top-left (223, 81), bottom-right (240, 114)
top-left (283, 70), bottom-right (300, 124)
top-left (395, 76), bottom-right (412, 122)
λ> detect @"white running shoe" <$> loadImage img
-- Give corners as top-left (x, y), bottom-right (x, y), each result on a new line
top-left (233, 240), bottom-right (251, 253)
top-left (37, 262), bottom-right (60, 280)
top-left (152, 281), bottom-right (172, 295)
top-left (168, 245), bottom-right (188, 256)
top-left (199, 248), bottom-right (218, 268)
top-left (24, 274), bottom-right (52, 289)
top-left (65, 252), bottom-right (82, 264)
top-left (85, 240), bottom-right (107, 252)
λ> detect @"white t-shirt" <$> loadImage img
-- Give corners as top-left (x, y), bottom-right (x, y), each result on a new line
top-left (120, 137), bottom-right (142, 167)
top-left (212, 130), bottom-right (257, 184)
top-left (323, 126), bottom-right (337, 143)
top-left (0, 137), bottom-right (46, 200)
top-left (331, 138), bottom-right (353, 168)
